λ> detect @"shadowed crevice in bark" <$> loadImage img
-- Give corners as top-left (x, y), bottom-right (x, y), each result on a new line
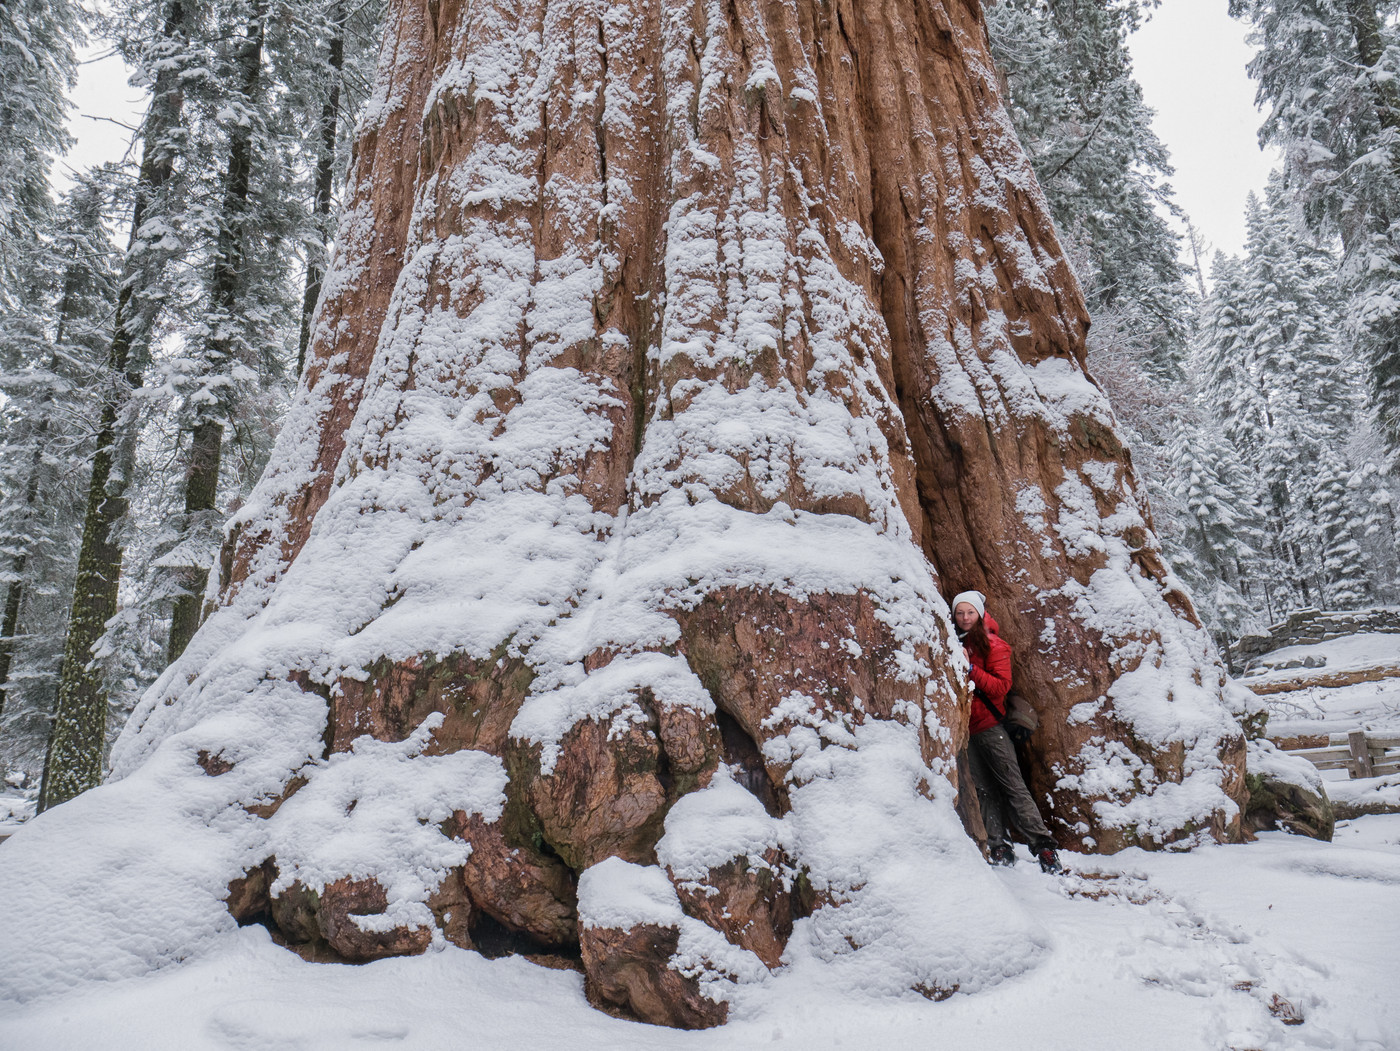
top-left (470, 910), bottom-right (583, 964)
top-left (715, 706), bottom-right (781, 818)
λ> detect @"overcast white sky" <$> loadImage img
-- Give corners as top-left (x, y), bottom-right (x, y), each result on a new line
top-left (60, 4), bottom-right (1276, 267)
top-left (1128, 0), bottom-right (1282, 262)
top-left (55, 44), bottom-right (143, 192)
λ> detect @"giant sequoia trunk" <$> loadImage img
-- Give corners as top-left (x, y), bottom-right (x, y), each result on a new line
top-left (109, 0), bottom-right (1244, 1028)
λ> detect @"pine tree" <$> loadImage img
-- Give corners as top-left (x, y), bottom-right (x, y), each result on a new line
top-left (1187, 178), bottom-right (1384, 621)
top-left (1242, 184), bottom-right (1358, 603)
top-left (1314, 448), bottom-right (1371, 605)
top-left (0, 0), bottom-right (84, 300)
top-left (986, 0), bottom-right (1193, 378)
top-left (1197, 252), bottom-right (1273, 471)
top-left (1230, 0), bottom-right (1400, 452)
top-left (1352, 459), bottom-right (1399, 597)
top-left (37, 0), bottom-right (200, 813)
top-left (0, 170), bottom-right (121, 777)
top-left (1167, 420), bottom-right (1269, 638)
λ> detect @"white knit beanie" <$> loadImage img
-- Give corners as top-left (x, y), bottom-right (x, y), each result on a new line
top-left (951, 590), bottom-right (986, 618)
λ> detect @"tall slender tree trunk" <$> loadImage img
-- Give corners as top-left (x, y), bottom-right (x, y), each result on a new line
top-left (297, 0), bottom-right (345, 379)
top-left (37, 1), bottom-right (187, 813)
top-left (167, 0), bottom-right (268, 662)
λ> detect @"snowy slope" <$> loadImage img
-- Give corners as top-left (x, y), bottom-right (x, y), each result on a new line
top-left (1252, 647), bottom-right (1400, 819)
top-left (1, 815), bottom-right (1396, 1050)
top-left (1262, 672), bottom-right (1400, 744)
top-left (1244, 633), bottom-right (1400, 693)
top-left (1251, 632), bottom-right (1400, 743)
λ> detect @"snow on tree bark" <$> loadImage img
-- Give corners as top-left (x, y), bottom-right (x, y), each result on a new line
top-left (79, 0), bottom-right (1246, 1027)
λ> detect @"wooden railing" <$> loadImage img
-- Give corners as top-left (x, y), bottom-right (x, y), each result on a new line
top-left (1285, 731), bottom-right (1400, 779)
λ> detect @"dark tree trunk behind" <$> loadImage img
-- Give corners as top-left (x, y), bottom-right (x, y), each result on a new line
top-left (297, 0), bottom-right (346, 379)
top-left (38, 1), bottom-right (188, 812)
top-left (166, 0), bottom-right (269, 662)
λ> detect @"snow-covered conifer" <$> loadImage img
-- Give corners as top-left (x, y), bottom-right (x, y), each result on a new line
top-left (0, 0), bottom-right (84, 300)
top-left (1231, 0), bottom-right (1400, 452)
top-left (1197, 252), bottom-right (1272, 471)
top-left (0, 169), bottom-right (121, 779)
top-left (1188, 179), bottom-right (1385, 619)
top-left (1313, 448), bottom-right (1372, 606)
top-left (986, 0), bottom-right (1193, 377)
top-left (1350, 459), bottom-right (1400, 601)
top-left (1167, 420), bottom-right (1269, 638)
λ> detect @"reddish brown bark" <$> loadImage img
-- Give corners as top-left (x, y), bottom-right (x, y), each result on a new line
top-left (198, 0), bottom-right (1246, 1027)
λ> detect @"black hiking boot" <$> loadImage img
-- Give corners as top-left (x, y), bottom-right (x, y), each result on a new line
top-left (989, 844), bottom-right (1016, 867)
top-left (1036, 846), bottom-right (1065, 874)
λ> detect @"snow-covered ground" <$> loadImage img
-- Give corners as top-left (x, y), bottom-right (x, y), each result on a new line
top-left (1260, 675), bottom-right (1400, 746)
top-left (1246, 634), bottom-right (1400, 822)
top-left (0, 793), bottom-right (32, 830)
top-left (1, 815), bottom-right (1397, 1051)
top-left (6, 633), bottom-right (1397, 1049)
top-left (1242, 633), bottom-right (1400, 708)
top-left (1241, 631), bottom-right (1400, 755)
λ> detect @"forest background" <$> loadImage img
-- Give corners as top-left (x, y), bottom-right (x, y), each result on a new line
top-left (2, 0), bottom-right (1397, 807)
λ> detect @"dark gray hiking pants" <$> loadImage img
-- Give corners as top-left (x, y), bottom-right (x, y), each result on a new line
top-left (966, 725), bottom-right (1054, 853)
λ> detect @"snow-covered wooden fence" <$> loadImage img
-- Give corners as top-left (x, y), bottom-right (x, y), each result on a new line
top-left (1286, 732), bottom-right (1400, 779)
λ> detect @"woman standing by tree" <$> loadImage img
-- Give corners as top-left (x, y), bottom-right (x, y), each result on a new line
top-left (954, 590), bottom-right (1064, 874)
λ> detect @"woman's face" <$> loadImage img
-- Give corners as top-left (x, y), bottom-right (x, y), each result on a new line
top-left (954, 602), bottom-right (980, 631)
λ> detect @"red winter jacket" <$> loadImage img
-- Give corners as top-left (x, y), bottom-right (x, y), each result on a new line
top-left (965, 614), bottom-right (1013, 736)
